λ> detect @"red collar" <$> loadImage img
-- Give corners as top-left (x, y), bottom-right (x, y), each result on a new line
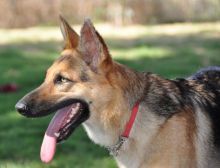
top-left (107, 101), bottom-right (140, 156)
top-left (122, 101), bottom-right (140, 138)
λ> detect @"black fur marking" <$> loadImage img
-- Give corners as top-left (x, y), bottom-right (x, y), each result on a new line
top-left (16, 88), bottom-right (90, 118)
top-left (144, 74), bottom-right (182, 117)
top-left (189, 66), bottom-right (220, 148)
top-left (144, 66), bottom-right (220, 148)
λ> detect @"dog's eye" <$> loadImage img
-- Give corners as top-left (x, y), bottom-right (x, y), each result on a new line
top-left (54, 75), bottom-right (69, 84)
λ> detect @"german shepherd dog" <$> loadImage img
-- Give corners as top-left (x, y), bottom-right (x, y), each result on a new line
top-left (15, 17), bottom-right (220, 168)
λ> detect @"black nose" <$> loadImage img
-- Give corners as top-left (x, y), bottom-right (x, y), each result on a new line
top-left (15, 101), bottom-right (28, 115)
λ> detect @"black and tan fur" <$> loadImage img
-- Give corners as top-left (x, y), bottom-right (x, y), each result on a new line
top-left (16, 17), bottom-right (220, 168)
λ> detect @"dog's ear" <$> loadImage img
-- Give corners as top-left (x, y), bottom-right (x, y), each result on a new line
top-left (80, 18), bottom-right (112, 72)
top-left (60, 15), bottom-right (79, 49)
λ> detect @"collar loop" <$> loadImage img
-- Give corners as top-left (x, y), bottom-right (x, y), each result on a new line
top-left (107, 136), bottom-right (127, 156)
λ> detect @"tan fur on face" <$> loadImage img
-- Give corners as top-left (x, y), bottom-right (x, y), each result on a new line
top-left (45, 48), bottom-right (126, 133)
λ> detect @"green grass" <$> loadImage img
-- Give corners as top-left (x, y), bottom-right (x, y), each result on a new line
top-left (0, 23), bottom-right (220, 168)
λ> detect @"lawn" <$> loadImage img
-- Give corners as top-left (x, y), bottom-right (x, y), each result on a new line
top-left (0, 22), bottom-right (220, 168)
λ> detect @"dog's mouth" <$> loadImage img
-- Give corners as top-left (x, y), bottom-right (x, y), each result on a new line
top-left (40, 101), bottom-right (89, 163)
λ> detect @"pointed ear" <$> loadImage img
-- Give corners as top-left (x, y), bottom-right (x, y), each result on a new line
top-left (80, 19), bottom-right (112, 72)
top-left (59, 15), bottom-right (79, 49)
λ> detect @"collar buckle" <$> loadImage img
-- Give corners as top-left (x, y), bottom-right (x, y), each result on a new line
top-left (107, 136), bottom-right (127, 156)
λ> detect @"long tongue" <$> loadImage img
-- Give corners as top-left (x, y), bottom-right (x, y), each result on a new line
top-left (40, 104), bottom-right (78, 163)
top-left (40, 134), bottom-right (56, 163)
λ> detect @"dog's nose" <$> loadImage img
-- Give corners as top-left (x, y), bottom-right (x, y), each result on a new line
top-left (15, 101), bottom-right (28, 115)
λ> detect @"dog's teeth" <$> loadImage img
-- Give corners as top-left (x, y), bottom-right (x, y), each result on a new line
top-left (54, 132), bottom-right (60, 137)
top-left (70, 109), bottom-right (77, 115)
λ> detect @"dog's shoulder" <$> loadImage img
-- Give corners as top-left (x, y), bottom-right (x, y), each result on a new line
top-left (167, 66), bottom-right (220, 149)
top-left (142, 67), bottom-right (220, 147)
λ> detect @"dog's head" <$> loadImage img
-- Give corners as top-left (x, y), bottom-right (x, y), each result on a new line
top-left (15, 17), bottom-right (120, 163)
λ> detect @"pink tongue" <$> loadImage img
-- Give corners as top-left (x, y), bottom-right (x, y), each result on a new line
top-left (40, 134), bottom-right (56, 163)
top-left (40, 104), bottom-right (78, 163)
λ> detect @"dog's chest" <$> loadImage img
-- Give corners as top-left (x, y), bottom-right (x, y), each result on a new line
top-left (82, 122), bottom-right (117, 147)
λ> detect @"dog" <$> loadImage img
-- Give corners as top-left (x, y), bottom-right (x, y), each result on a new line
top-left (15, 16), bottom-right (220, 168)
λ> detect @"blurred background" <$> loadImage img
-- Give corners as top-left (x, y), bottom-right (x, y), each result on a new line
top-left (0, 0), bottom-right (220, 168)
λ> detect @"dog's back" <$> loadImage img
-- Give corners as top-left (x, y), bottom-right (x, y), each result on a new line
top-left (189, 66), bottom-right (220, 148)
top-left (189, 66), bottom-right (220, 89)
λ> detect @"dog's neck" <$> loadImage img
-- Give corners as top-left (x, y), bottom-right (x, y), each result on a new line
top-left (83, 63), bottom-right (146, 146)
top-left (115, 107), bottom-right (199, 168)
